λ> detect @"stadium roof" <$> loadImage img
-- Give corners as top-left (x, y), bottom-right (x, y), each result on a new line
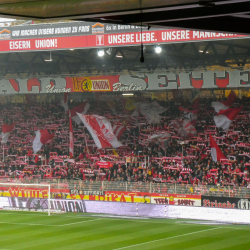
top-left (0, 1), bottom-right (250, 79)
top-left (0, 0), bottom-right (250, 34)
top-left (1, 38), bottom-right (250, 79)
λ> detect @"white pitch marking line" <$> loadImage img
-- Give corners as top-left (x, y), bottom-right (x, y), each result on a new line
top-left (0, 213), bottom-right (88, 219)
top-left (0, 218), bottom-right (102, 227)
top-left (112, 227), bottom-right (221, 250)
top-left (59, 218), bottom-right (103, 226)
top-left (0, 221), bottom-right (58, 227)
top-left (175, 223), bottom-right (250, 230)
top-left (221, 226), bottom-right (250, 230)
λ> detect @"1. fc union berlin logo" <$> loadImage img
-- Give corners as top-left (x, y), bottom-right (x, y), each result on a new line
top-left (81, 78), bottom-right (92, 91)
top-left (96, 35), bottom-right (104, 45)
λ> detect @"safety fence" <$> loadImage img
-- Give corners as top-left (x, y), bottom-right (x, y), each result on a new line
top-left (0, 178), bottom-right (249, 198)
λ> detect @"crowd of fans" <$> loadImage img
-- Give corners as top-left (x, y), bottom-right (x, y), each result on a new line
top-left (0, 94), bottom-right (250, 189)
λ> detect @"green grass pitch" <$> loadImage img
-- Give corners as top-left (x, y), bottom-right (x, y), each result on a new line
top-left (0, 211), bottom-right (249, 250)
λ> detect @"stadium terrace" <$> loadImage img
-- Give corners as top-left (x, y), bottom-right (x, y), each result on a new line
top-left (0, 91), bottom-right (249, 191)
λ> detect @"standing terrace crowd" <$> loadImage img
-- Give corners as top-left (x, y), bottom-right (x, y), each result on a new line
top-left (0, 94), bottom-right (250, 189)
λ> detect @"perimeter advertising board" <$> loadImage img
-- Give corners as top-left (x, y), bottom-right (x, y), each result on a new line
top-left (68, 190), bottom-right (201, 206)
top-left (201, 195), bottom-right (250, 209)
top-left (2, 198), bottom-right (250, 224)
top-left (151, 194), bottom-right (201, 206)
top-left (0, 187), bottom-right (202, 206)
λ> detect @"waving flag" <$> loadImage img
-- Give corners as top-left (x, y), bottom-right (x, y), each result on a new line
top-left (137, 101), bottom-right (167, 124)
top-left (210, 134), bottom-right (226, 162)
top-left (146, 133), bottom-right (171, 148)
top-left (183, 119), bottom-right (197, 137)
top-left (214, 106), bottom-right (242, 130)
top-left (33, 129), bottom-right (54, 153)
top-left (112, 125), bottom-right (126, 140)
top-left (212, 91), bottom-right (237, 113)
top-left (122, 109), bottom-right (139, 126)
top-left (77, 113), bottom-right (122, 148)
top-left (130, 109), bottom-right (139, 124)
top-left (192, 98), bottom-right (200, 111)
top-left (179, 107), bottom-right (198, 122)
top-left (176, 119), bottom-right (197, 137)
top-left (179, 90), bottom-right (199, 122)
top-left (69, 112), bottom-right (74, 158)
top-left (68, 101), bottom-right (90, 125)
top-left (61, 93), bottom-right (69, 111)
top-left (1, 123), bottom-right (14, 144)
top-left (190, 89), bottom-right (199, 103)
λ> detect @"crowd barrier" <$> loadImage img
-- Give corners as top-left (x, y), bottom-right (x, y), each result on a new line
top-left (0, 179), bottom-right (249, 198)
top-left (0, 180), bottom-right (250, 211)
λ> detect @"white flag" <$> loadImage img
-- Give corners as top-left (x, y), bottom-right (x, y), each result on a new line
top-left (77, 114), bottom-right (122, 148)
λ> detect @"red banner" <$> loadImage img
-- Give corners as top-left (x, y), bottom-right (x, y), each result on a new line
top-left (0, 187), bottom-right (69, 198)
top-left (96, 161), bottom-right (113, 168)
top-left (0, 29), bottom-right (246, 52)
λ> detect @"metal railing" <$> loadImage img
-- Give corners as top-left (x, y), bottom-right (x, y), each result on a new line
top-left (0, 178), bottom-right (249, 198)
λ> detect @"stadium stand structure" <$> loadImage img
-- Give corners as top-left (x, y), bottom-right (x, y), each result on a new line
top-left (0, 92), bottom-right (249, 192)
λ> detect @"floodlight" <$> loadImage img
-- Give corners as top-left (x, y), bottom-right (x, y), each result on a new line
top-left (97, 49), bottom-right (105, 57)
top-left (154, 45), bottom-right (162, 54)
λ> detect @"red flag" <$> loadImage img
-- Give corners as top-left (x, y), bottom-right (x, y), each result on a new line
top-left (69, 112), bottom-right (74, 158)
top-left (1, 123), bottom-right (14, 144)
top-left (77, 114), bottom-right (122, 148)
top-left (192, 98), bottom-right (200, 111)
top-left (214, 106), bottom-right (242, 130)
top-left (212, 90), bottom-right (237, 113)
top-left (33, 129), bottom-right (54, 153)
top-left (68, 101), bottom-right (90, 125)
top-left (222, 91), bottom-right (237, 107)
top-left (35, 155), bottom-right (39, 163)
top-left (61, 93), bottom-right (69, 111)
top-left (210, 134), bottom-right (226, 162)
top-left (112, 125), bottom-right (125, 140)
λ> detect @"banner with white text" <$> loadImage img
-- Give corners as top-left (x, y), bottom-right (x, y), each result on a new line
top-left (1, 69), bottom-right (250, 95)
top-left (0, 21), bottom-right (247, 52)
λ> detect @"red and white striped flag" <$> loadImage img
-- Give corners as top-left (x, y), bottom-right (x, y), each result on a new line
top-left (214, 106), bottom-right (242, 130)
top-left (112, 125), bottom-right (126, 140)
top-left (210, 134), bottom-right (226, 162)
top-left (61, 93), bottom-right (69, 111)
top-left (137, 101), bottom-right (167, 124)
top-left (183, 119), bottom-right (197, 137)
top-left (68, 101), bottom-right (90, 125)
top-left (1, 123), bottom-right (14, 144)
top-left (175, 119), bottom-right (197, 137)
top-left (179, 107), bottom-right (198, 122)
top-left (77, 114), bottom-right (122, 148)
top-left (33, 129), bottom-right (54, 153)
top-left (212, 91), bottom-right (237, 113)
top-left (146, 133), bottom-right (171, 148)
top-left (69, 112), bottom-right (74, 158)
